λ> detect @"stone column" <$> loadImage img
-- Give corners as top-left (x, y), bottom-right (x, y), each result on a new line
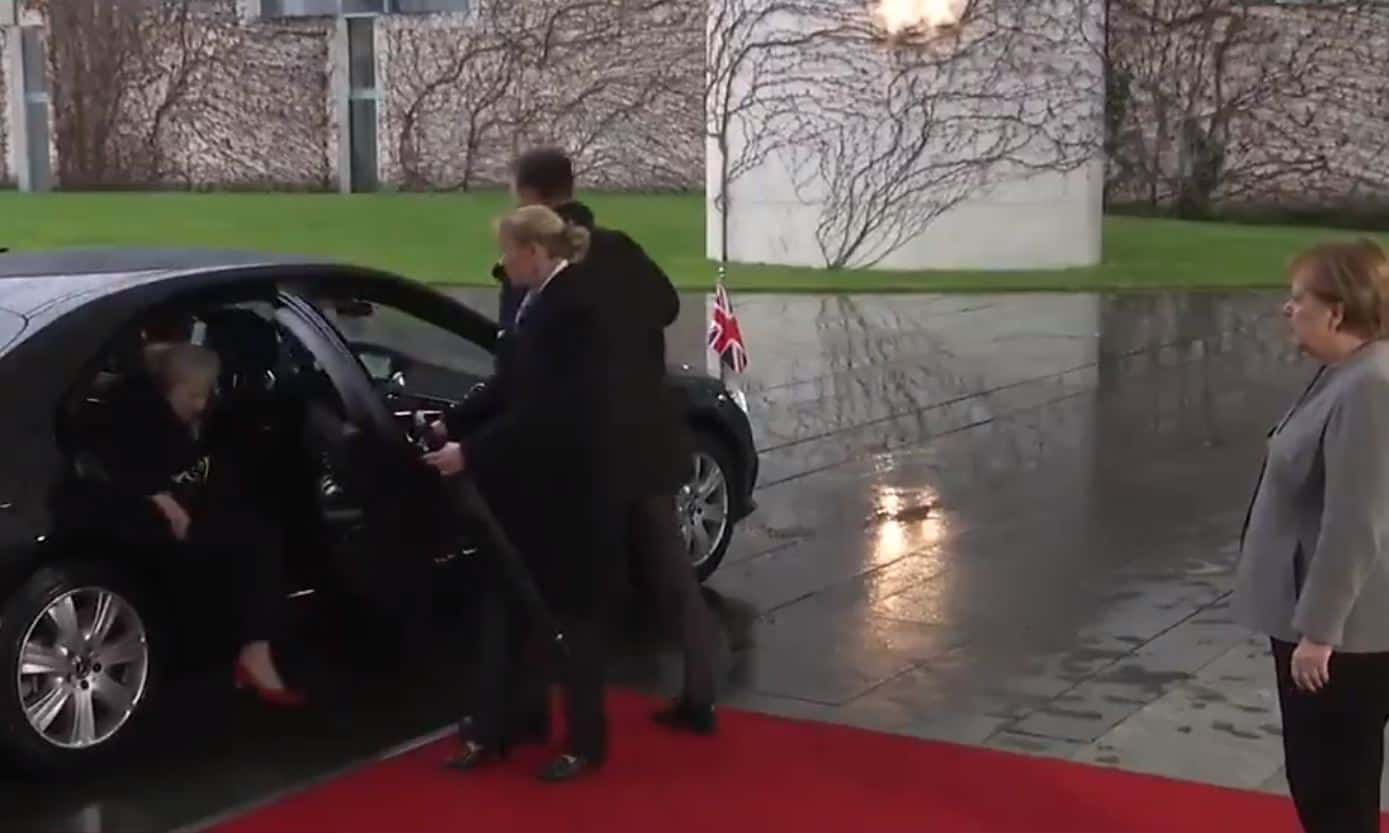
top-left (9, 0), bottom-right (53, 193)
top-left (331, 15), bottom-right (352, 194)
top-left (2, 23), bottom-right (16, 186)
top-left (6, 20), bottom-right (51, 192)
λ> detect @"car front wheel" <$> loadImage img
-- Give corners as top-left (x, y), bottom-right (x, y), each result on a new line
top-left (680, 432), bottom-right (736, 582)
top-left (0, 562), bottom-right (157, 776)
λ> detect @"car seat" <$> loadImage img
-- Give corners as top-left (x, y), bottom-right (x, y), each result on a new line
top-left (199, 307), bottom-right (281, 398)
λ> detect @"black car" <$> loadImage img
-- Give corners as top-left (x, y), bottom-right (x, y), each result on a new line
top-left (0, 249), bottom-right (757, 775)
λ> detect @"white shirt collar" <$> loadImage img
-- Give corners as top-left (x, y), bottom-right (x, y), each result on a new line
top-left (513, 260), bottom-right (570, 328)
top-left (537, 259), bottom-right (569, 295)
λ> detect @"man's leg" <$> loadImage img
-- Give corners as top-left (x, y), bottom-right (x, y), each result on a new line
top-left (632, 495), bottom-right (718, 724)
top-left (451, 582), bottom-right (513, 765)
top-left (539, 615), bottom-right (608, 781)
top-left (504, 602), bottom-right (551, 745)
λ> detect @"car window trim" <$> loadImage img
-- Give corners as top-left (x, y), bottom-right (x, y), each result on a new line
top-left (292, 277), bottom-right (499, 356)
top-left (275, 291), bottom-right (402, 444)
top-left (0, 308), bottom-right (26, 356)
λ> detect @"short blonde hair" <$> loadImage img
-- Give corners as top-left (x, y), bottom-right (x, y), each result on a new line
top-left (1289, 239), bottom-right (1389, 339)
top-left (495, 205), bottom-right (591, 263)
top-left (146, 343), bottom-right (221, 394)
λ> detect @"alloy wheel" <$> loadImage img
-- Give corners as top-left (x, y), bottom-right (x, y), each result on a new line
top-left (17, 588), bottom-right (150, 750)
top-left (677, 451), bottom-right (730, 569)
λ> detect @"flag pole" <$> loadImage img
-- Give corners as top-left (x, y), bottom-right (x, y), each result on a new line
top-left (717, 164), bottom-right (731, 388)
top-left (716, 259), bottom-right (728, 387)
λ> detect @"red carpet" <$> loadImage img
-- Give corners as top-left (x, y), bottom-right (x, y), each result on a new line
top-left (213, 691), bottom-right (1371, 833)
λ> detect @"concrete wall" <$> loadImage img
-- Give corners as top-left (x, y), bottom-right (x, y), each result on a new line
top-left (713, 162), bottom-right (1106, 271)
top-left (0, 0), bottom-right (1383, 217)
top-left (708, 0), bottom-right (1106, 272)
top-left (1107, 1), bottom-right (1389, 213)
top-left (0, 0), bottom-right (703, 192)
top-left (375, 1), bottom-right (704, 192)
top-left (46, 5), bottom-right (337, 189)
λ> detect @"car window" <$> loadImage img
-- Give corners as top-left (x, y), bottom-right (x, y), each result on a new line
top-left (58, 298), bottom-right (345, 461)
top-left (313, 297), bottom-right (495, 397)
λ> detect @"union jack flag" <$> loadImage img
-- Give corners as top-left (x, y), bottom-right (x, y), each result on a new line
top-left (708, 277), bottom-right (748, 375)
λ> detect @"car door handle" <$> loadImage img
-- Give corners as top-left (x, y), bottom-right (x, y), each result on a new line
top-left (324, 508), bottom-right (366, 525)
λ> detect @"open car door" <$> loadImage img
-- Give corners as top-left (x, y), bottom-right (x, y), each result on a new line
top-left (272, 294), bottom-right (447, 625)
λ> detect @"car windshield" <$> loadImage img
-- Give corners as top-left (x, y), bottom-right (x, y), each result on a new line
top-left (0, 308), bottom-right (26, 355)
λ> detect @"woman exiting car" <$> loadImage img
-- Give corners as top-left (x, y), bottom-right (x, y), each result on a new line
top-left (95, 342), bottom-right (303, 706)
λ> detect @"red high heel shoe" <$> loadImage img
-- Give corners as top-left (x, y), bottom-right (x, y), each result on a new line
top-left (234, 661), bottom-right (306, 708)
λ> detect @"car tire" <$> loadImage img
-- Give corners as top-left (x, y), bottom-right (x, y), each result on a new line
top-left (683, 430), bottom-right (738, 583)
top-left (0, 561), bottom-right (159, 777)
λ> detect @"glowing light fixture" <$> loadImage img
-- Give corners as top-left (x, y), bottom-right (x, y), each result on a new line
top-left (873, 0), bottom-right (967, 36)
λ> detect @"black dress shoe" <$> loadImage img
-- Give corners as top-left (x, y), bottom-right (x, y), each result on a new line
top-left (537, 753), bottom-right (598, 782)
top-left (652, 700), bottom-right (717, 736)
top-left (444, 741), bottom-right (507, 772)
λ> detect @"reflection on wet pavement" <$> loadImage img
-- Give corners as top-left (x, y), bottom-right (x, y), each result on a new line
top-left (6, 289), bottom-right (1323, 828)
top-left (707, 290), bottom-right (1306, 794)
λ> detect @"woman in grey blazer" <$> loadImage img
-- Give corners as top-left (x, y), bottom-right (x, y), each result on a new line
top-left (1235, 239), bottom-right (1389, 833)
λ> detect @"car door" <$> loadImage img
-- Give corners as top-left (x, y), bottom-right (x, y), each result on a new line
top-left (294, 282), bottom-right (498, 431)
top-left (273, 294), bottom-right (443, 619)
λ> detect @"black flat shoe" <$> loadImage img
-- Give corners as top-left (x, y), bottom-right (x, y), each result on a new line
top-left (444, 741), bottom-right (507, 772)
top-left (538, 753), bottom-right (598, 783)
top-left (652, 700), bottom-right (717, 736)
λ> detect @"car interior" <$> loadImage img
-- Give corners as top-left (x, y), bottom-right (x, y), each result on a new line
top-left (303, 292), bottom-right (494, 444)
top-left (54, 300), bottom-right (368, 599)
top-left (53, 293), bottom-right (481, 629)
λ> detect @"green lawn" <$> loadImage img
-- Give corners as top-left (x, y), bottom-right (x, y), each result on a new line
top-left (3, 191), bottom-right (1384, 292)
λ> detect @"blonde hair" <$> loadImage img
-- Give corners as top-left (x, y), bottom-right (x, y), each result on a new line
top-left (1289, 239), bottom-right (1389, 339)
top-left (146, 343), bottom-right (221, 394)
top-left (495, 205), bottom-right (591, 263)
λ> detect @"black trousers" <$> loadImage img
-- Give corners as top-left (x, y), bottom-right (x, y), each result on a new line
top-left (104, 494), bottom-right (287, 647)
top-left (460, 583), bottom-right (549, 752)
top-left (186, 501), bottom-right (288, 646)
top-left (559, 615), bottom-right (609, 762)
top-left (462, 578), bottom-right (611, 762)
top-left (1273, 638), bottom-right (1389, 833)
top-left (628, 495), bottom-right (717, 707)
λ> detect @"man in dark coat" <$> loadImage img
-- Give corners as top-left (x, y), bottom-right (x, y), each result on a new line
top-left (459, 148), bottom-right (718, 733)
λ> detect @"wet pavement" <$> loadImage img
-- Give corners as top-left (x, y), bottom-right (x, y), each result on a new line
top-left (704, 291), bottom-right (1344, 802)
top-left (4, 289), bottom-right (1335, 830)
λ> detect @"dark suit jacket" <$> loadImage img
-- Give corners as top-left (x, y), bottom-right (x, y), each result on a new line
top-left (98, 372), bottom-right (215, 507)
top-left (468, 200), bottom-right (692, 499)
top-left (450, 263), bottom-right (620, 615)
top-left (568, 214), bottom-right (693, 500)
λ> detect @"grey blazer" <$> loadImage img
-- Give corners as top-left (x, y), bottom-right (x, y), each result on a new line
top-left (1235, 340), bottom-right (1389, 652)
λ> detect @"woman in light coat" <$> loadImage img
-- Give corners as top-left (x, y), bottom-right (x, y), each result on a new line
top-left (1235, 239), bottom-right (1389, 833)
